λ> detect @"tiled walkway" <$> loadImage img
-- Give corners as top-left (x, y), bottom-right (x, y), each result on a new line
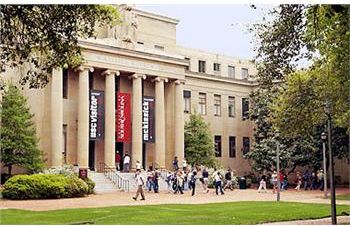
top-left (1, 188), bottom-right (349, 211)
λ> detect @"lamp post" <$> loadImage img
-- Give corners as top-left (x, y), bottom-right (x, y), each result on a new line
top-left (321, 132), bottom-right (328, 199)
top-left (276, 140), bottom-right (280, 202)
top-left (324, 101), bottom-right (336, 225)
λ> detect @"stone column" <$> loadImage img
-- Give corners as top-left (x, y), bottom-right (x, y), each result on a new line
top-left (77, 66), bottom-right (93, 168)
top-left (51, 68), bottom-right (63, 167)
top-left (129, 73), bottom-right (146, 169)
top-left (174, 80), bottom-right (185, 162)
top-left (153, 77), bottom-right (168, 169)
top-left (103, 69), bottom-right (120, 168)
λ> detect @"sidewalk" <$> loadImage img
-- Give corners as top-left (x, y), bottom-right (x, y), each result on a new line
top-left (1, 188), bottom-right (349, 211)
top-left (263, 216), bottom-right (350, 225)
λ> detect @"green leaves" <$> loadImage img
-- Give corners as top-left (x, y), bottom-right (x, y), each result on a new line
top-left (184, 113), bottom-right (217, 168)
top-left (0, 5), bottom-right (120, 88)
top-left (0, 83), bottom-right (44, 175)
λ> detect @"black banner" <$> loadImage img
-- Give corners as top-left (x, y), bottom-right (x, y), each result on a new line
top-left (142, 96), bottom-right (155, 143)
top-left (89, 90), bottom-right (105, 140)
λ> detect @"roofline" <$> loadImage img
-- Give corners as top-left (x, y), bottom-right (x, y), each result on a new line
top-left (134, 8), bottom-right (179, 25)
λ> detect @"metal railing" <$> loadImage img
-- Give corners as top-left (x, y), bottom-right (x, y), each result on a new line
top-left (99, 162), bottom-right (130, 192)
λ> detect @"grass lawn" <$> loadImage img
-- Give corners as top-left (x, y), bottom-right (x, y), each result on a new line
top-left (1, 201), bottom-right (349, 225)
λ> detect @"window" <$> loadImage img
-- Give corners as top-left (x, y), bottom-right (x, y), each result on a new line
top-left (215, 135), bottom-right (222, 157)
top-left (154, 45), bottom-right (164, 51)
top-left (242, 98), bottom-right (249, 120)
top-left (228, 66), bottom-right (235, 78)
top-left (241, 68), bottom-right (249, 79)
top-left (242, 137), bottom-right (250, 155)
top-left (198, 92), bottom-right (207, 115)
top-left (63, 124), bottom-right (68, 164)
top-left (229, 136), bottom-right (236, 158)
top-left (214, 63), bottom-right (221, 72)
top-left (184, 90), bottom-right (191, 114)
top-left (199, 60), bottom-right (206, 73)
top-left (214, 94), bottom-right (221, 116)
top-left (63, 68), bottom-right (68, 99)
top-left (228, 96), bottom-right (235, 117)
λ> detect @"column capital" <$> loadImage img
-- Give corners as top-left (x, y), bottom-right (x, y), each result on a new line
top-left (128, 73), bottom-right (146, 80)
top-left (102, 69), bottom-right (120, 76)
top-left (174, 79), bottom-right (185, 85)
top-left (76, 65), bottom-right (94, 73)
top-left (152, 77), bottom-right (168, 83)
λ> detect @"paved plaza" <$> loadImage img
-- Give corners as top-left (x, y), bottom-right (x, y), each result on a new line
top-left (1, 188), bottom-right (349, 211)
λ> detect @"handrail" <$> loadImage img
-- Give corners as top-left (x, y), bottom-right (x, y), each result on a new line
top-left (99, 162), bottom-right (130, 192)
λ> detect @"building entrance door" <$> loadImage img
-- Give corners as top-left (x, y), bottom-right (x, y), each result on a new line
top-left (116, 142), bottom-right (124, 171)
top-left (89, 141), bottom-right (95, 171)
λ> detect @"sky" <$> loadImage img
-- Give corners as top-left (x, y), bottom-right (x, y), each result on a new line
top-left (136, 4), bottom-right (274, 60)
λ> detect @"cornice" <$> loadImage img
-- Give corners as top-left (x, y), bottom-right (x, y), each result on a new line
top-left (79, 40), bottom-right (188, 67)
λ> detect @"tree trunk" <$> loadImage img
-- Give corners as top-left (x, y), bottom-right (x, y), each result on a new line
top-left (8, 164), bottom-right (12, 176)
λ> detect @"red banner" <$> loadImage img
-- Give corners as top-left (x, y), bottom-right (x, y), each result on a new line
top-left (116, 93), bottom-right (131, 142)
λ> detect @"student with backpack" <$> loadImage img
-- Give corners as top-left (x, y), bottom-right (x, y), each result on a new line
top-left (189, 171), bottom-right (197, 196)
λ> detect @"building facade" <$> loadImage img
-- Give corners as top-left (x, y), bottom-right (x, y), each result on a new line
top-left (2, 5), bottom-right (349, 182)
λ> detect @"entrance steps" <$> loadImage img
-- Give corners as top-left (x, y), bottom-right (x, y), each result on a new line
top-left (89, 171), bottom-right (119, 194)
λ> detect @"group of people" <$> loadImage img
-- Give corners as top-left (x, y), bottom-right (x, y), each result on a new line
top-left (132, 156), bottom-right (237, 200)
top-left (257, 168), bottom-right (326, 193)
top-left (295, 169), bottom-right (325, 191)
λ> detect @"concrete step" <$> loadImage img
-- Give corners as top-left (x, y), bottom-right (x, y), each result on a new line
top-left (89, 172), bottom-right (119, 194)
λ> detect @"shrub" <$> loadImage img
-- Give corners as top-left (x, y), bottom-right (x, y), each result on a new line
top-left (82, 177), bottom-right (95, 194)
top-left (2, 174), bottom-right (89, 200)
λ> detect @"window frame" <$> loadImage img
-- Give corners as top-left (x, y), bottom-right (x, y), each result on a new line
top-left (228, 96), bottom-right (235, 117)
top-left (229, 136), bottom-right (236, 158)
top-left (198, 92), bottom-right (207, 115)
top-left (228, 65), bottom-right (235, 78)
top-left (242, 97), bottom-right (249, 120)
top-left (214, 94), bottom-right (221, 116)
top-left (241, 68), bottom-right (249, 79)
top-left (198, 60), bottom-right (206, 73)
top-left (242, 137), bottom-right (250, 155)
top-left (183, 90), bottom-right (191, 114)
top-left (215, 135), bottom-right (222, 157)
top-left (213, 63), bottom-right (221, 72)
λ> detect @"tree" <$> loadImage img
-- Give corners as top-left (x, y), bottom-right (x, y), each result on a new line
top-left (184, 113), bottom-right (217, 168)
top-left (245, 4), bottom-right (349, 172)
top-left (0, 5), bottom-right (120, 88)
top-left (0, 83), bottom-right (44, 176)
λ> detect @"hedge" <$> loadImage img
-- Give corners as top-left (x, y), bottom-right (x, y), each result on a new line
top-left (2, 174), bottom-right (94, 200)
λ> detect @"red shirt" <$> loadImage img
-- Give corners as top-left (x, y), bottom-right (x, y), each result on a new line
top-left (115, 154), bottom-right (121, 162)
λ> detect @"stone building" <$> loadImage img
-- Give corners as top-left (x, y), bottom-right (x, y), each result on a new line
top-left (1, 5), bottom-right (349, 183)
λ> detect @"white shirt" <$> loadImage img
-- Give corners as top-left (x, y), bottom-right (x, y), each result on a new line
top-left (182, 160), bottom-right (187, 168)
top-left (123, 156), bottom-right (130, 164)
top-left (136, 174), bottom-right (144, 186)
top-left (214, 173), bottom-right (222, 182)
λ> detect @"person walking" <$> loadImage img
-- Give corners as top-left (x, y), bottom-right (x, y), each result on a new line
top-left (176, 171), bottom-right (184, 194)
top-left (189, 171), bottom-right (197, 196)
top-left (133, 171), bottom-right (145, 201)
top-left (318, 169), bottom-right (325, 191)
top-left (310, 172), bottom-right (317, 190)
top-left (303, 170), bottom-right (310, 190)
top-left (258, 174), bottom-right (267, 193)
top-left (135, 160), bottom-right (142, 172)
top-left (115, 151), bottom-right (121, 171)
top-left (172, 156), bottom-right (179, 171)
top-left (214, 171), bottom-right (224, 195)
top-left (153, 169), bottom-right (160, 193)
top-left (146, 167), bottom-right (154, 192)
top-left (295, 172), bottom-right (302, 191)
top-left (224, 168), bottom-right (234, 191)
top-left (202, 168), bottom-right (209, 193)
top-left (123, 154), bottom-right (130, 173)
top-left (182, 159), bottom-right (188, 171)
